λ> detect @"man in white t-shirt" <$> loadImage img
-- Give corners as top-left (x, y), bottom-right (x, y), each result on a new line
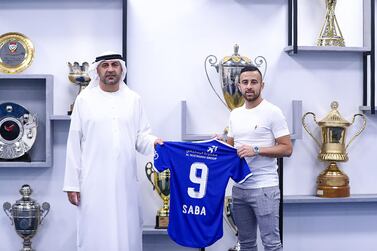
top-left (227, 65), bottom-right (292, 251)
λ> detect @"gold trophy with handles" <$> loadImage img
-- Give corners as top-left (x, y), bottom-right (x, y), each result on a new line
top-left (145, 162), bottom-right (170, 228)
top-left (302, 101), bottom-right (366, 197)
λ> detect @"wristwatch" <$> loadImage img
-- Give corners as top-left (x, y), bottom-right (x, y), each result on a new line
top-left (253, 146), bottom-right (260, 156)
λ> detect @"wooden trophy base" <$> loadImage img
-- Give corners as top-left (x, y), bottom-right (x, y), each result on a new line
top-left (155, 215), bottom-right (169, 229)
top-left (316, 162), bottom-right (350, 198)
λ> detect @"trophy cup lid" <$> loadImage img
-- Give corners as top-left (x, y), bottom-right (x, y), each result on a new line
top-left (221, 44), bottom-right (251, 66)
top-left (318, 101), bottom-right (351, 127)
top-left (13, 184), bottom-right (38, 208)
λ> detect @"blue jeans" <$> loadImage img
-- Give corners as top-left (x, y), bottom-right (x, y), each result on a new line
top-left (232, 186), bottom-right (282, 251)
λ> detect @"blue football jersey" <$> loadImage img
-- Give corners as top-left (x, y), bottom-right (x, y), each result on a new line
top-left (154, 139), bottom-right (251, 248)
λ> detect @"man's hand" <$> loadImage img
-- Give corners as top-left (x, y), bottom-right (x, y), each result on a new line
top-left (154, 138), bottom-right (164, 148)
top-left (237, 145), bottom-right (256, 158)
top-left (67, 191), bottom-right (80, 206)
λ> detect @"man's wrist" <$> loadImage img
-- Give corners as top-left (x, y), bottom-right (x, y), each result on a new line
top-left (253, 145), bottom-right (260, 155)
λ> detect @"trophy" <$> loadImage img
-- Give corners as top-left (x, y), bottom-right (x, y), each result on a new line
top-left (317, 0), bottom-right (345, 46)
top-left (224, 196), bottom-right (240, 251)
top-left (205, 44), bottom-right (267, 138)
top-left (302, 101), bottom-right (366, 197)
top-left (67, 62), bottom-right (91, 115)
top-left (0, 102), bottom-right (37, 161)
top-left (205, 44), bottom-right (267, 111)
top-left (3, 184), bottom-right (50, 251)
top-left (145, 162), bottom-right (170, 229)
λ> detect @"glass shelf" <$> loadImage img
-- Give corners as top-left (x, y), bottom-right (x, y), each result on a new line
top-left (284, 194), bottom-right (377, 204)
top-left (284, 46), bottom-right (370, 55)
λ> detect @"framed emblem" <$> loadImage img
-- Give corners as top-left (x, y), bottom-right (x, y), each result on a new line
top-left (0, 32), bottom-right (35, 74)
top-left (0, 102), bottom-right (37, 160)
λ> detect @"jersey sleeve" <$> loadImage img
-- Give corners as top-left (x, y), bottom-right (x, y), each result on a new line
top-left (153, 144), bottom-right (171, 172)
top-left (231, 157), bottom-right (252, 184)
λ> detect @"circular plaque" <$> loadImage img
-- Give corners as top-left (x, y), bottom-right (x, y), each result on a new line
top-left (0, 103), bottom-right (37, 160)
top-left (0, 32), bottom-right (35, 74)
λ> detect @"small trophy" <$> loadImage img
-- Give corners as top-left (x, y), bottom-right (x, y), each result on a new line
top-left (3, 184), bottom-right (50, 251)
top-left (67, 62), bottom-right (91, 115)
top-left (204, 44), bottom-right (267, 111)
top-left (302, 101), bottom-right (366, 197)
top-left (145, 162), bottom-right (170, 229)
top-left (317, 0), bottom-right (345, 46)
top-left (224, 196), bottom-right (240, 251)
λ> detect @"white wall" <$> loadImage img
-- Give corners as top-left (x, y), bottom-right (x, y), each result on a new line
top-left (1, 0), bottom-right (377, 250)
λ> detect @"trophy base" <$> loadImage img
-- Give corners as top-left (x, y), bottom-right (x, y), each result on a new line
top-left (21, 248), bottom-right (34, 251)
top-left (316, 162), bottom-right (350, 198)
top-left (155, 215), bottom-right (169, 229)
top-left (317, 37), bottom-right (345, 47)
top-left (68, 103), bottom-right (74, 115)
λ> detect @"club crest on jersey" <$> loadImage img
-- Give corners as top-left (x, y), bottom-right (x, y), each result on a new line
top-left (207, 145), bottom-right (218, 153)
top-left (182, 204), bottom-right (206, 216)
top-left (154, 151), bottom-right (159, 160)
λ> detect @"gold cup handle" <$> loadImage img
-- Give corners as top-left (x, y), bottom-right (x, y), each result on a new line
top-left (345, 113), bottom-right (367, 150)
top-left (145, 162), bottom-right (156, 190)
top-left (302, 112), bottom-right (321, 147)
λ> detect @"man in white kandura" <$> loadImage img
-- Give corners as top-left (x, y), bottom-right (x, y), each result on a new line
top-left (63, 51), bottom-right (162, 251)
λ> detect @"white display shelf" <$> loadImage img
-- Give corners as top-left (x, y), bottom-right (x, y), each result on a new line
top-left (50, 115), bottom-right (71, 121)
top-left (359, 106), bottom-right (377, 114)
top-left (284, 194), bottom-right (377, 204)
top-left (143, 226), bottom-right (169, 235)
top-left (284, 46), bottom-right (370, 55)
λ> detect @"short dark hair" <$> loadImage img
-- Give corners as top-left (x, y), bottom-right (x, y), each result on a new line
top-left (239, 65), bottom-right (262, 79)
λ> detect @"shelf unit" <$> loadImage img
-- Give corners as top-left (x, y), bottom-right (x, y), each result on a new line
top-left (0, 74), bottom-right (53, 168)
top-left (143, 226), bottom-right (206, 251)
top-left (284, 194), bottom-right (377, 204)
top-left (287, 0), bottom-right (376, 114)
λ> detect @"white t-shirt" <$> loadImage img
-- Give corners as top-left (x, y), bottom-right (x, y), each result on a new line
top-left (228, 99), bottom-right (290, 189)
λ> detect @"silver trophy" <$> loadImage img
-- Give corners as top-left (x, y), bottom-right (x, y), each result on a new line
top-left (67, 61), bottom-right (91, 115)
top-left (205, 44), bottom-right (267, 111)
top-left (0, 102), bottom-right (37, 161)
top-left (3, 184), bottom-right (50, 251)
top-left (224, 196), bottom-right (240, 251)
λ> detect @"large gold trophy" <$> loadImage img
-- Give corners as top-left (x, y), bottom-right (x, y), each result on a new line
top-left (145, 162), bottom-right (170, 229)
top-left (302, 101), bottom-right (366, 197)
top-left (317, 0), bottom-right (345, 47)
top-left (204, 44), bottom-right (267, 111)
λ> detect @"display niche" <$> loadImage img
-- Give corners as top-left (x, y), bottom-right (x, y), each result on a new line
top-left (0, 74), bottom-right (53, 167)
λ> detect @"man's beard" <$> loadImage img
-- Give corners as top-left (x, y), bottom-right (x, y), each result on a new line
top-left (242, 91), bottom-right (260, 102)
top-left (103, 74), bottom-right (121, 85)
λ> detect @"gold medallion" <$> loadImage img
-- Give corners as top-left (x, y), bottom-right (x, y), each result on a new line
top-left (0, 32), bottom-right (35, 74)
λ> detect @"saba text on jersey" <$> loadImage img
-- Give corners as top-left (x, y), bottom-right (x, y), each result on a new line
top-left (182, 204), bottom-right (206, 216)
